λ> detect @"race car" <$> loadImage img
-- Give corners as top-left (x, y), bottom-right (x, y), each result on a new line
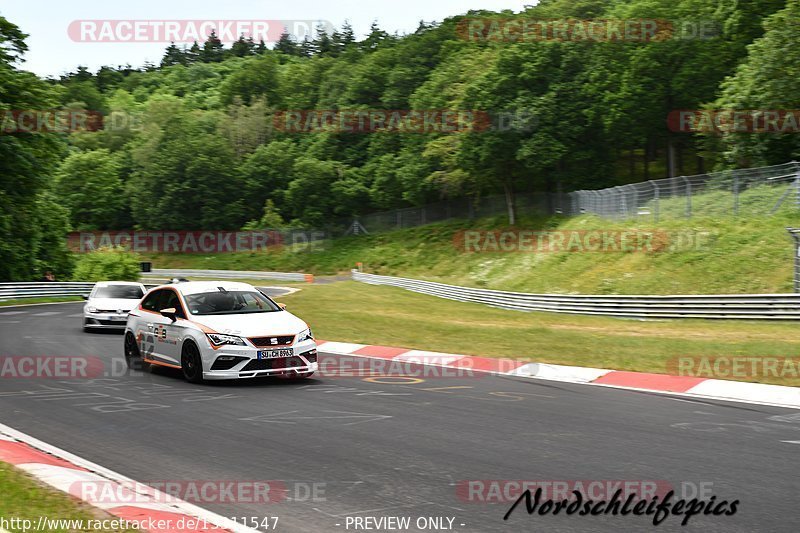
top-left (83, 281), bottom-right (147, 332)
top-left (123, 281), bottom-right (317, 382)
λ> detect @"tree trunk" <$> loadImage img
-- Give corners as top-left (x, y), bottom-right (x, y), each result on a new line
top-left (629, 149), bottom-right (635, 178)
top-left (503, 180), bottom-right (516, 225)
top-left (666, 135), bottom-right (675, 178)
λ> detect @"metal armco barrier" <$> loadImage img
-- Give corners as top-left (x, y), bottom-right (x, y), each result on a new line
top-left (352, 271), bottom-right (800, 320)
top-left (148, 269), bottom-right (312, 282)
top-left (0, 282), bottom-right (95, 301)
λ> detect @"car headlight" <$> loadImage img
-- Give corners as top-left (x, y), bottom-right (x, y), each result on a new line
top-left (86, 306), bottom-right (98, 313)
top-left (298, 328), bottom-right (314, 342)
top-left (206, 333), bottom-right (246, 346)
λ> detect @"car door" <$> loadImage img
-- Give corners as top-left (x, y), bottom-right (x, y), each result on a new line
top-left (152, 289), bottom-right (187, 366)
top-left (137, 289), bottom-right (173, 365)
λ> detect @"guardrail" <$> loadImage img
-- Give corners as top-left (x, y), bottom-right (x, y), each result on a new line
top-left (146, 269), bottom-right (312, 282)
top-left (352, 271), bottom-right (800, 320)
top-left (0, 282), bottom-right (95, 301)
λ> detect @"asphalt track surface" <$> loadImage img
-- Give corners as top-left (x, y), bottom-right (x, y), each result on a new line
top-left (0, 301), bottom-right (798, 532)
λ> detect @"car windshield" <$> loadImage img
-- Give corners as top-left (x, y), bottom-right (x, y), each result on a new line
top-left (93, 285), bottom-right (144, 299)
top-left (184, 290), bottom-right (281, 315)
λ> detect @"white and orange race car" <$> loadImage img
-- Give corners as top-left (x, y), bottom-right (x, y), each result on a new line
top-left (124, 281), bottom-right (317, 382)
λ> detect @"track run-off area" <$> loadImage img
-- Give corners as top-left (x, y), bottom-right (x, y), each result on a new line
top-left (0, 301), bottom-right (798, 532)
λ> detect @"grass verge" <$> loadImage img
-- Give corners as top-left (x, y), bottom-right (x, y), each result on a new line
top-left (0, 463), bottom-right (137, 532)
top-left (278, 282), bottom-right (800, 387)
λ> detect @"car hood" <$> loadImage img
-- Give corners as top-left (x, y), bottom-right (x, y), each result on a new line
top-left (87, 298), bottom-right (140, 311)
top-left (187, 311), bottom-right (307, 337)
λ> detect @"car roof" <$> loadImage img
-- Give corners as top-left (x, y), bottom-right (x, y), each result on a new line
top-left (94, 281), bottom-right (145, 287)
top-left (157, 281), bottom-right (257, 296)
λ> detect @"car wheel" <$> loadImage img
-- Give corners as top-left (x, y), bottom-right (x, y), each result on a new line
top-left (181, 342), bottom-right (204, 383)
top-left (124, 332), bottom-right (149, 371)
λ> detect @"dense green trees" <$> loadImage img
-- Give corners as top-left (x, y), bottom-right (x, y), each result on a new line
top-left (2, 0), bottom-right (800, 280)
top-left (0, 18), bottom-right (71, 280)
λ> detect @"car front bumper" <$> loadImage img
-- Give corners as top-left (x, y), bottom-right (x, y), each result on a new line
top-left (84, 313), bottom-right (130, 329)
top-left (201, 340), bottom-right (319, 380)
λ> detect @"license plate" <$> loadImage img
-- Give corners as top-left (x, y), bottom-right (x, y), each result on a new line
top-left (258, 349), bottom-right (294, 359)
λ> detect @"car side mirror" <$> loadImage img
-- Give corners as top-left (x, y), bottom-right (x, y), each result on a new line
top-left (278, 303), bottom-right (287, 310)
top-left (160, 307), bottom-right (178, 321)
top-left (81, 295), bottom-right (89, 300)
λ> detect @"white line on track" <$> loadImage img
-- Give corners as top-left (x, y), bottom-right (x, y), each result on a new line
top-left (31, 311), bottom-right (60, 316)
top-left (0, 311), bottom-right (26, 315)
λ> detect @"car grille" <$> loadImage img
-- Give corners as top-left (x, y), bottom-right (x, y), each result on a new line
top-left (211, 356), bottom-right (247, 370)
top-left (249, 335), bottom-right (295, 347)
top-left (241, 357), bottom-right (306, 372)
top-left (95, 319), bottom-right (126, 325)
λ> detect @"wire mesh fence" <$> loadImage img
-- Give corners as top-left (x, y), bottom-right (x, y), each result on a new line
top-left (566, 161), bottom-right (800, 222)
top-left (333, 161), bottom-right (800, 235)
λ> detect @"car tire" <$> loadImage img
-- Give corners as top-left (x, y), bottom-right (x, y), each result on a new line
top-left (181, 342), bottom-right (204, 384)
top-left (124, 332), bottom-right (150, 372)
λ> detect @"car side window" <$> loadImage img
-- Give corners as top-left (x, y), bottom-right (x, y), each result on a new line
top-left (141, 290), bottom-right (163, 312)
top-left (162, 291), bottom-right (186, 319)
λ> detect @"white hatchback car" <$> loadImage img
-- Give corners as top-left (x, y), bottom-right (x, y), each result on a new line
top-left (83, 281), bottom-right (147, 331)
top-left (123, 281), bottom-right (317, 382)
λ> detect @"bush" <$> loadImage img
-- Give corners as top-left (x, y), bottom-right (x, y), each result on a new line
top-left (72, 246), bottom-right (141, 282)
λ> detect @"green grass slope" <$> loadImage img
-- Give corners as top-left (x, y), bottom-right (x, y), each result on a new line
top-left (143, 208), bottom-right (797, 295)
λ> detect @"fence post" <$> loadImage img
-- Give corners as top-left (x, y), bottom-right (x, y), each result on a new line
top-left (396, 210), bottom-right (402, 229)
top-left (733, 175), bottom-right (739, 216)
top-left (620, 186), bottom-right (628, 218)
top-left (787, 228), bottom-right (800, 293)
top-left (682, 176), bottom-right (691, 218)
top-left (793, 161), bottom-right (800, 210)
top-left (649, 181), bottom-right (659, 223)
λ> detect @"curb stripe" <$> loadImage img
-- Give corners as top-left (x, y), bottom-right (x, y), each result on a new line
top-left (0, 440), bottom-right (89, 471)
top-left (593, 371), bottom-right (707, 393)
top-left (317, 340), bottom-right (800, 409)
top-left (0, 422), bottom-right (258, 533)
